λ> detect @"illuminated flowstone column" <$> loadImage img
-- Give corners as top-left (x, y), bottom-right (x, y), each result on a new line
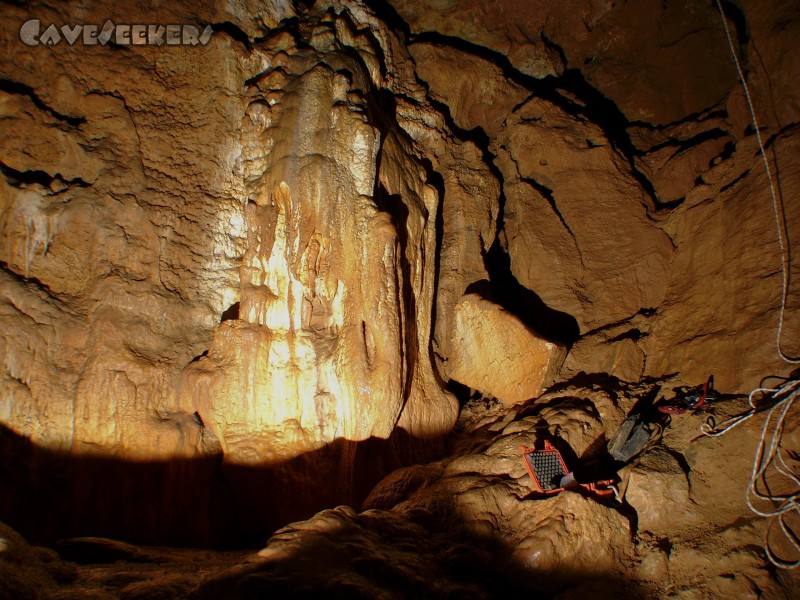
top-left (178, 45), bottom-right (455, 465)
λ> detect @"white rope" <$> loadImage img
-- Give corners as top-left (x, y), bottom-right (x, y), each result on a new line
top-left (714, 0), bottom-right (799, 365)
top-left (701, 2), bottom-right (800, 569)
top-left (701, 378), bottom-right (800, 568)
top-left (699, 385), bottom-right (775, 437)
top-left (744, 380), bottom-right (800, 568)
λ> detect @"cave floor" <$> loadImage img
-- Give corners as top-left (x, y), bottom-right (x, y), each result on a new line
top-left (4, 377), bottom-right (800, 599)
top-left (47, 545), bottom-right (252, 600)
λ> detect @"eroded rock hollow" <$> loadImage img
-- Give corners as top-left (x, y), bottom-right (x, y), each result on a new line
top-left (1, 0), bottom-right (800, 596)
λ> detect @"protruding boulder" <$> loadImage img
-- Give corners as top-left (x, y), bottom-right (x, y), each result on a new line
top-left (446, 294), bottom-right (566, 405)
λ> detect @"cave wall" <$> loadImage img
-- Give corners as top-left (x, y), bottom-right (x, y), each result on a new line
top-left (0, 0), bottom-right (798, 544)
top-left (394, 0), bottom-right (800, 388)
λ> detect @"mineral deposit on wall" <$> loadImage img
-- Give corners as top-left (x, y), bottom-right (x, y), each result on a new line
top-left (0, 0), bottom-right (798, 547)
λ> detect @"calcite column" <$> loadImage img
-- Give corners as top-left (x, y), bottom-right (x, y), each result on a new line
top-left (177, 38), bottom-right (455, 465)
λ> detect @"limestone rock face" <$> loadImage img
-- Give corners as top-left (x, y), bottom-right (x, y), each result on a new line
top-left (390, 0), bottom-right (574, 79)
top-left (640, 129), bottom-right (800, 389)
top-left (0, 0), bottom-right (469, 543)
top-left (0, 522), bottom-right (72, 598)
top-left (363, 385), bottom-right (635, 581)
top-left (625, 448), bottom-right (691, 534)
top-left (194, 506), bottom-right (538, 599)
top-left (392, 0), bottom-right (738, 125)
top-left (409, 43), bottom-right (528, 137)
top-left (354, 381), bottom-right (799, 598)
top-left (0, 3), bottom-right (248, 458)
top-left (404, 0), bottom-right (800, 391)
top-left (175, 25), bottom-right (455, 463)
top-left (446, 294), bottom-right (566, 405)
top-left (4, 383), bottom-right (800, 598)
top-left (1, 0), bottom-right (800, 551)
top-left (494, 97), bottom-right (675, 334)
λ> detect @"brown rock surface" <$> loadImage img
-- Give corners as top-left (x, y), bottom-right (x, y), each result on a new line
top-left (174, 23), bottom-right (456, 463)
top-left (0, 522), bottom-right (74, 599)
top-left (625, 447), bottom-right (691, 534)
top-left (446, 294), bottom-right (566, 406)
top-left (640, 129), bottom-right (800, 389)
top-left (392, 0), bottom-right (737, 125)
top-left (409, 42), bottom-right (529, 136)
top-left (364, 380), bottom-right (800, 597)
top-left (2, 382), bottom-right (799, 598)
top-left (390, 0), bottom-right (800, 392)
top-left (495, 96), bottom-right (675, 334)
top-left (0, 0), bottom-right (799, 597)
top-left (0, 0), bottom-right (468, 543)
top-left (158, 379), bottom-right (800, 598)
top-left (363, 385), bottom-right (635, 582)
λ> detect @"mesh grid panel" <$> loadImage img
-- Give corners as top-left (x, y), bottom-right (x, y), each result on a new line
top-left (526, 451), bottom-right (567, 491)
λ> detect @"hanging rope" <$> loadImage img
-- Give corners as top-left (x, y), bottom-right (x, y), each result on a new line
top-left (704, 0), bottom-right (800, 569)
top-left (714, 0), bottom-right (798, 365)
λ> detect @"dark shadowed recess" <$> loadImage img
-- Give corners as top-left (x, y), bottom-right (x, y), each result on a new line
top-left (367, 81), bottom-right (581, 349)
top-left (0, 423), bottom-right (444, 549)
top-left (220, 301), bottom-right (240, 322)
top-left (466, 268), bottom-right (580, 347)
top-left (191, 489), bottom-right (650, 600)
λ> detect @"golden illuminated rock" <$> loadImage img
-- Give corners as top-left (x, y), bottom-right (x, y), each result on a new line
top-left (446, 294), bottom-right (566, 406)
top-left (0, 0), bottom-right (799, 554)
top-left (176, 26), bottom-right (456, 464)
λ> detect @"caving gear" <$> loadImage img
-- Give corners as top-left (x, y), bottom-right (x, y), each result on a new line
top-left (657, 375), bottom-right (718, 414)
top-left (607, 412), bottom-right (664, 463)
top-left (521, 441), bottom-right (617, 500)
